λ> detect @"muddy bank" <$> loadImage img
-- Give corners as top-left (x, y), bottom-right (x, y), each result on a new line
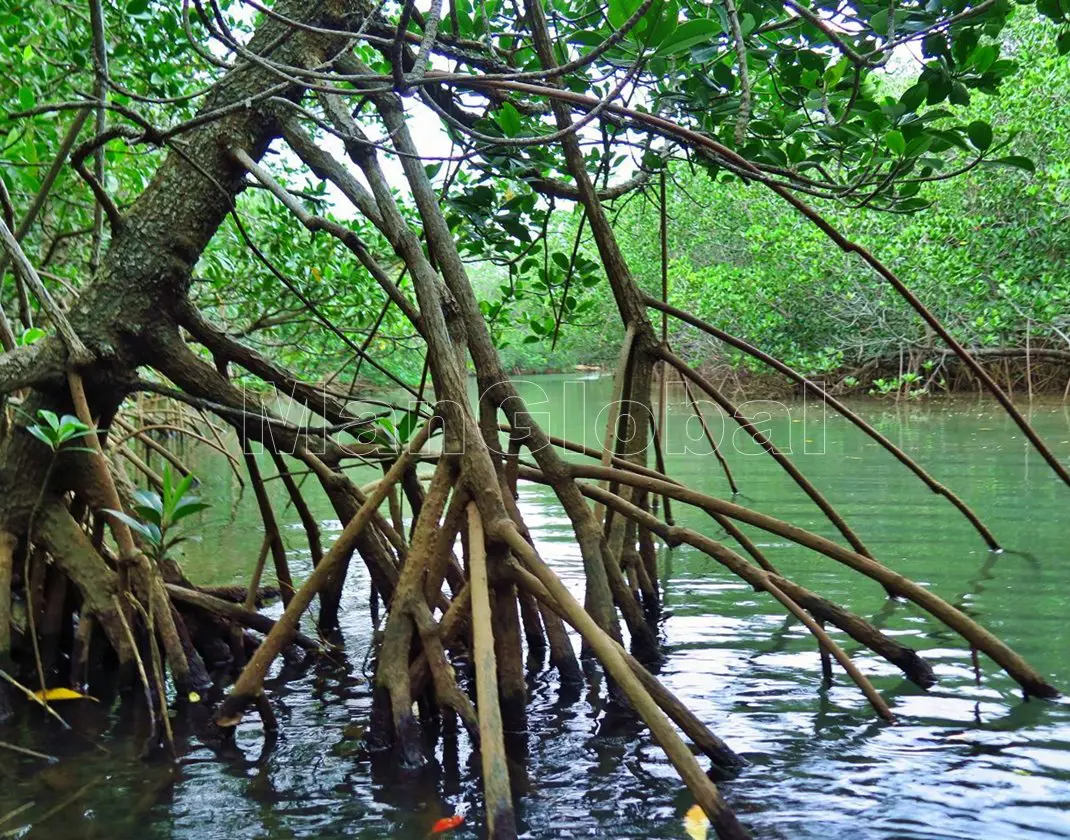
top-left (363, 352), bottom-right (1069, 402)
top-left (686, 350), bottom-right (1070, 402)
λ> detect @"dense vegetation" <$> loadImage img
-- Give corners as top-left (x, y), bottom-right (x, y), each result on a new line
top-left (1, 1), bottom-right (1069, 839)
top-left (485, 19), bottom-right (1070, 395)
top-left (5, 5), bottom-right (1065, 397)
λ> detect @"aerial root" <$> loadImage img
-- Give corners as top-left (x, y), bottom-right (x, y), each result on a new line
top-left (769, 573), bottom-right (935, 689)
top-left (503, 557), bottom-right (744, 776)
top-left (493, 517), bottom-right (749, 838)
top-left (657, 345), bottom-right (875, 562)
top-left (524, 462), bottom-right (1056, 698)
top-left (165, 584), bottom-right (320, 650)
top-left (467, 502), bottom-right (518, 839)
top-left (214, 422), bottom-right (435, 728)
top-left (582, 481), bottom-right (896, 718)
top-left (411, 601), bottom-right (480, 740)
top-left (643, 295), bottom-right (1001, 549)
top-left (242, 449), bottom-right (294, 607)
top-left (374, 454), bottom-right (457, 767)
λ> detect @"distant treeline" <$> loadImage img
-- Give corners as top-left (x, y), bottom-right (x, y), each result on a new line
top-left (488, 18), bottom-right (1070, 397)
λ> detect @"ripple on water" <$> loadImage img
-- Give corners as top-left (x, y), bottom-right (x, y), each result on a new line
top-left (3, 395), bottom-right (1069, 840)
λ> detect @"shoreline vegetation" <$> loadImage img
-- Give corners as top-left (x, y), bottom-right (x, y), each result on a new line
top-left (479, 21), bottom-right (1070, 407)
top-left (497, 353), bottom-right (1070, 401)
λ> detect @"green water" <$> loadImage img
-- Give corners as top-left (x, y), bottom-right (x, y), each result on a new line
top-left (3, 375), bottom-right (1070, 839)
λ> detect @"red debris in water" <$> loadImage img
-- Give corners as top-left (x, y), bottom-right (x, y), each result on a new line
top-left (430, 815), bottom-right (465, 834)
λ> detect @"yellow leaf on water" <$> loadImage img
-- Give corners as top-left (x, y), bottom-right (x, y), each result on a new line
top-left (32, 687), bottom-right (96, 702)
top-left (188, 691), bottom-right (202, 703)
top-left (683, 804), bottom-right (709, 840)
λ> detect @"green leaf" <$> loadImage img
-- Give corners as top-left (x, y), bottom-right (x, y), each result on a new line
top-left (925, 73), bottom-right (951, 105)
top-left (949, 83), bottom-right (971, 106)
top-left (569, 30), bottom-right (611, 47)
top-left (37, 410), bottom-right (60, 430)
top-left (497, 102), bottom-right (521, 137)
top-left (783, 113), bottom-right (807, 135)
top-left (17, 86), bottom-right (33, 112)
top-left (25, 425), bottom-right (55, 449)
top-left (983, 155), bottom-right (1035, 172)
top-left (169, 498), bottom-right (211, 525)
top-left (133, 504), bottom-right (163, 526)
top-left (905, 134), bottom-right (934, 157)
top-left (1036, 0), bottom-right (1063, 20)
top-left (171, 471), bottom-right (196, 506)
top-left (655, 19), bottom-right (720, 56)
top-left (923, 33), bottom-right (948, 58)
top-left (967, 120), bottom-right (993, 151)
top-left (133, 489), bottom-right (164, 525)
top-left (396, 410), bottom-right (421, 444)
top-left (646, 0), bottom-right (679, 46)
top-left (824, 57), bottom-right (849, 90)
top-left (895, 197), bottom-right (930, 212)
top-left (162, 462), bottom-right (175, 502)
top-left (884, 130), bottom-right (906, 156)
top-left (57, 415), bottom-right (89, 441)
top-left (971, 44), bottom-right (998, 74)
top-left (18, 327), bottom-right (46, 345)
top-left (1058, 30), bottom-right (1070, 55)
top-left (105, 510), bottom-right (161, 546)
top-left (607, 0), bottom-right (643, 30)
top-left (375, 416), bottom-right (396, 437)
top-left (900, 82), bottom-right (928, 112)
top-left (127, 0), bottom-right (150, 14)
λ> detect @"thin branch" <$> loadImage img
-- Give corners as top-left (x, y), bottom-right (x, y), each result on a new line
top-left (0, 219), bottom-right (89, 363)
top-left (88, 0), bottom-right (109, 273)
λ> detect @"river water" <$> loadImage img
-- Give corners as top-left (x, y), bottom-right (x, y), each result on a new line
top-left (3, 375), bottom-right (1070, 839)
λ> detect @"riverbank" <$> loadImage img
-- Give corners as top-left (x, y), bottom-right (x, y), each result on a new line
top-left (500, 351), bottom-right (1070, 402)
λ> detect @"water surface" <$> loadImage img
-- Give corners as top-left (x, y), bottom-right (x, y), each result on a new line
top-left (4, 376), bottom-right (1069, 839)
